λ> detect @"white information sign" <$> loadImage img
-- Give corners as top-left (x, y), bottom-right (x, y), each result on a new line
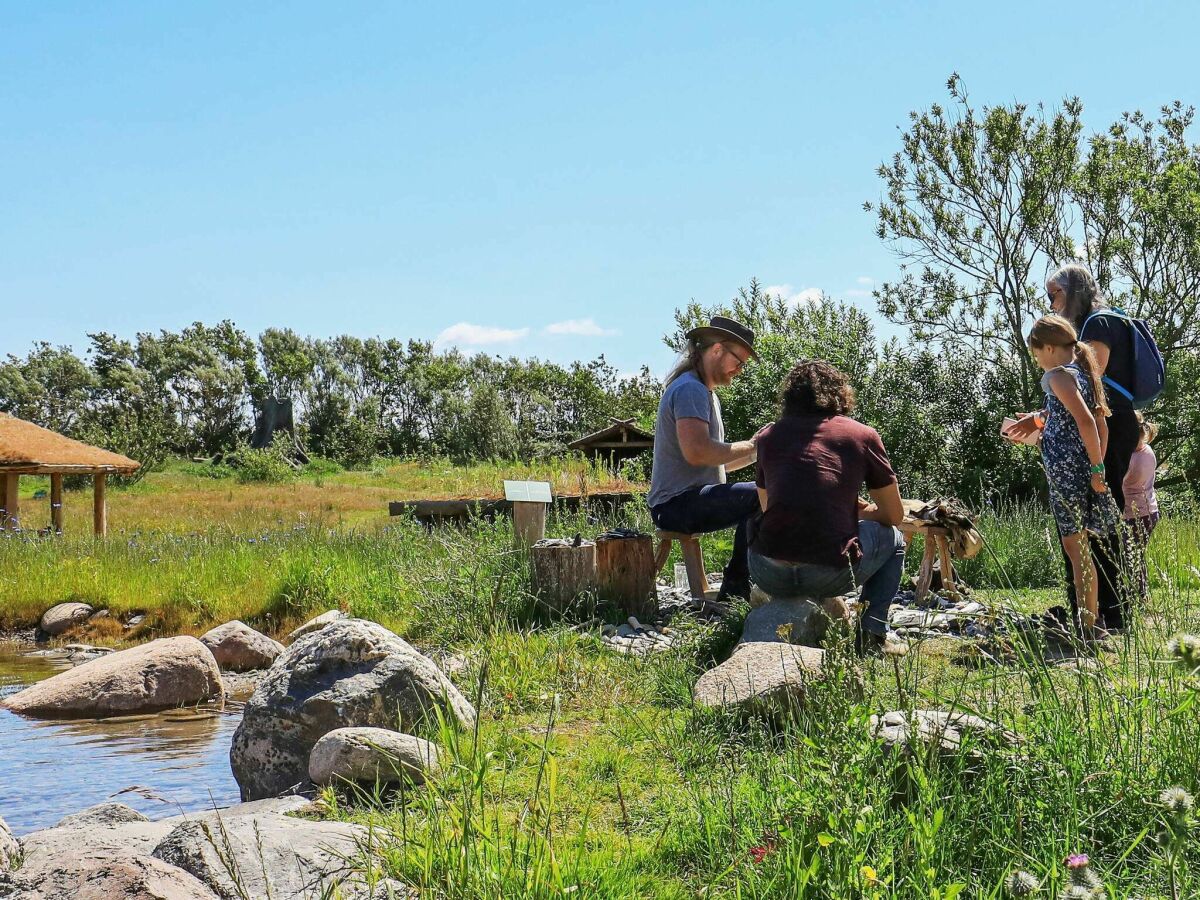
top-left (503, 480), bottom-right (553, 503)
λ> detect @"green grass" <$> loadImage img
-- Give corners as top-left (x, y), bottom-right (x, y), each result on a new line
top-left (3, 467), bottom-right (1200, 897)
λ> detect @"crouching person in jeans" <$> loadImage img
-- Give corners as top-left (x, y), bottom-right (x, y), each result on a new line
top-left (748, 360), bottom-right (906, 654)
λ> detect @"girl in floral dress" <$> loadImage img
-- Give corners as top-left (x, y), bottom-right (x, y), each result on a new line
top-left (1028, 315), bottom-right (1119, 642)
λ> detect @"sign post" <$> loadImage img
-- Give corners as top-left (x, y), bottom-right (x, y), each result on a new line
top-left (504, 480), bottom-right (552, 548)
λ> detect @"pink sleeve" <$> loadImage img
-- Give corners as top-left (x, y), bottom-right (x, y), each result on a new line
top-left (1123, 449), bottom-right (1153, 493)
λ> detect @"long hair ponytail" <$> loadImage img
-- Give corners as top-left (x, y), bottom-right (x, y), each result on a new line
top-left (1072, 339), bottom-right (1111, 417)
top-left (665, 336), bottom-right (717, 385)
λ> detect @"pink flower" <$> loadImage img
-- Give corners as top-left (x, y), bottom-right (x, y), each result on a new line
top-left (749, 842), bottom-right (776, 864)
top-left (1065, 853), bottom-right (1090, 870)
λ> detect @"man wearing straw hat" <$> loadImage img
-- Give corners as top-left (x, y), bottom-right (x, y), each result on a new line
top-left (647, 315), bottom-right (760, 603)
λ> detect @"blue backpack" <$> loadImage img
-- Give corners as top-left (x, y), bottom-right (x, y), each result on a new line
top-left (1081, 308), bottom-right (1165, 409)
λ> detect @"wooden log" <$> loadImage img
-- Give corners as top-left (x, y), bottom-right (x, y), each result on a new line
top-left (530, 538), bottom-right (596, 614)
top-left (0, 473), bottom-right (7, 531)
top-left (3, 473), bottom-right (19, 531)
top-left (595, 531), bottom-right (658, 620)
top-left (512, 501), bottom-right (547, 548)
top-left (50, 474), bottom-right (63, 535)
top-left (936, 534), bottom-right (956, 594)
top-left (93, 473), bottom-right (107, 537)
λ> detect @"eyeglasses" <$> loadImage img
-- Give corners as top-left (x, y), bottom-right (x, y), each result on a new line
top-left (722, 343), bottom-right (750, 371)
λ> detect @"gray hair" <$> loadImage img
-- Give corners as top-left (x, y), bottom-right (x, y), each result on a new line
top-left (1047, 262), bottom-right (1105, 330)
top-left (665, 336), bottom-right (718, 385)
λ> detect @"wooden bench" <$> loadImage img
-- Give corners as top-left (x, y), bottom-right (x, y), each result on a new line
top-left (653, 530), bottom-right (708, 599)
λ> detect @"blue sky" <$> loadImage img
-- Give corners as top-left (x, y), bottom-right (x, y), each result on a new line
top-left (3, 2), bottom-right (1198, 378)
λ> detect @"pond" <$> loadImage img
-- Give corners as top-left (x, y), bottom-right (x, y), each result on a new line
top-left (0, 641), bottom-right (244, 834)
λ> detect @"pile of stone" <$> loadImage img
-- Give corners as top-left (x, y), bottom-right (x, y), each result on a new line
top-left (600, 617), bottom-right (679, 655)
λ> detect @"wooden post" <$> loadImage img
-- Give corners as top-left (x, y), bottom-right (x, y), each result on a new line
top-left (0, 472), bottom-right (7, 531)
top-left (936, 534), bottom-right (956, 595)
top-left (595, 531), bottom-right (658, 620)
top-left (512, 501), bottom-right (547, 549)
top-left (530, 538), bottom-right (596, 614)
top-left (50, 474), bottom-right (64, 535)
top-left (3, 473), bottom-right (19, 532)
top-left (93, 472), bottom-right (107, 537)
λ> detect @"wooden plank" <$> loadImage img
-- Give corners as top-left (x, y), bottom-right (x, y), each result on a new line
top-left (0, 464), bottom-right (133, 475)
top-left (93, 473), bottom-right (107, 537)
top-left (50, 473), bottom-right (64, 535)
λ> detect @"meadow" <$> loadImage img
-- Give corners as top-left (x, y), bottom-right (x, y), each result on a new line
top-left (3, 460), bottom-right (1200, 898)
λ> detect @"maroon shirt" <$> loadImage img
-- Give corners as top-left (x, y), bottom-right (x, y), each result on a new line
top-left (752, 414), bottom-right (897, 567)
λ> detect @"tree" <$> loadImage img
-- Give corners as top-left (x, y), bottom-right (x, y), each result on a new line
top-left (868, 75), bottom-right (1081, 409)
top-left (0, 343), bottom-right (94, 434)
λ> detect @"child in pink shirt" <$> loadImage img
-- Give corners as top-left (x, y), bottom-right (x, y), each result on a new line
top-left (1123, 413), bottom-right (1159, 601)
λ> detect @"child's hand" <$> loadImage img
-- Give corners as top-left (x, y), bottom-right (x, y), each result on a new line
top-left (1091, 472), bottom-right (1108, 493)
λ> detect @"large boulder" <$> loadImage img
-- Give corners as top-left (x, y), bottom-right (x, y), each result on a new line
top-left (40, 602), bottom-right (94, 636)
top-left (152, 812), bottom-right (406, 900)
top-left (286, 609), bottom-right (347, 644)
top-left (309, 727), bottom-right (441, 787)
top-left (54, 802), bottom-right (148, 829)
top-left (230, 618), bottom-right (475, 800)
top-left (0, 816), bottom-right (16, 871)
top-left (200, 620), bottom-right (283, 672)
top-left (693, 642), bottom-right (828, 719)
top-left (9, 852), bottom-right (217, 900)
top-left (0, 636), bottom-right (224, 719)
top-left (740, 596), bottom-right (852, 648)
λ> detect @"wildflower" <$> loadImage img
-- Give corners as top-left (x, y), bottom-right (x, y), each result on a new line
top-left (1159, 786), bottom-right (1195, 814)
top-left (1064, 854), bottom-right (1089, 871)
top-left (1167, 634), bottom-right (1200, 671)
top-left (1004, 870), bottom-right (1039, 897)
top-left (1057, 887), bottom-right (1096, 900)
top-left (749, 842), bottom-right (775, 864)
top-left (861, 865), bottom-right (881, 887)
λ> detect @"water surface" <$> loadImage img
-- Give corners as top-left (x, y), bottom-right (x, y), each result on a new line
top-left (0, 641), bottom-right (243, 834)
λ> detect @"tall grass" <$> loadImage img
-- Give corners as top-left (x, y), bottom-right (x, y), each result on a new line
top-left (3, 468), bottom-right (1200, 895)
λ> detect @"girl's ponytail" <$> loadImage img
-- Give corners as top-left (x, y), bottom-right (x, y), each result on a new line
top-left (1073, 339), bottom-right (1111, 417)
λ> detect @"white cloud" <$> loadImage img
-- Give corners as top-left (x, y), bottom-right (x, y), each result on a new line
top-left (435, 322), bottom-right (530, 347)
top-left (764, 284), bottom-right (824, 307)
top-left (543, 318), bottom-right (619, 337)
top-left (856, 276), bottom-right (874, 286)
top-left (845, 289), bottom-right (872, 299)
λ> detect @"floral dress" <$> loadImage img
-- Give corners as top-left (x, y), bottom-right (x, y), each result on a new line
top-left (1040, 364), bottom-right (1119, 537)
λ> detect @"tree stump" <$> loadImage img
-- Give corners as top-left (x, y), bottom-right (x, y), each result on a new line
top-left (595, 531), bottom-right (658, 620)
top-left (530, 538), bottom-right (596, 614)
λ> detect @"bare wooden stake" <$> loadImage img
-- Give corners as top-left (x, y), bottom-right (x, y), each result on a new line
top-left (3, 473), bottom-right (19, 532)
top-left (50, 473), bottom-right (64, 535)
top-left (93, 472), bottom-right (107, 537)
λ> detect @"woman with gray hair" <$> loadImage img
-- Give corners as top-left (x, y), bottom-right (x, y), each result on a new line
top-left (1007, 262), bottom-right (1141, 629)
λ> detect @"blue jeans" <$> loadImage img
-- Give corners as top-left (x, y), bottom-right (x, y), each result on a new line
top-left (650, 482), bottom-right (760, 587)
top-left (748, 520), bottom-right (906, 636)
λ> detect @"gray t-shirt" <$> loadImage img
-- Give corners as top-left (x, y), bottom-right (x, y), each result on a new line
top-left (647, 370), bottom-right (725, 508)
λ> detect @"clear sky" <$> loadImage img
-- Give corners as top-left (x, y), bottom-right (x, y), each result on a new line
top-left (4, 2), bottom-right (1197, 378)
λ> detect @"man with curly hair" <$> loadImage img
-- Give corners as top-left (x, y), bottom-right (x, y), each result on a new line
top-left (749, 360), bottom-right (906, 654)
top-left (648, 316), bottom-right (760, 603)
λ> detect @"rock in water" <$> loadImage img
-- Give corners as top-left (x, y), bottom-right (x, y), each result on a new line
top-left (286, 609), bottom-right (347, 644)
top-left (0, 636), bottom-right (224, 718)
top-left (39, 601), bottom-right (94, 636)
top-left (309, 727), bottom-right (441, 787)
top-left (693, 642), bottom-right (827, 719)
top-left (200, 620), bottom-right (284, 672)
top-left (230, 618), bottom-right (475, 800)
top-left (54, 802), bottom-right (149, 829)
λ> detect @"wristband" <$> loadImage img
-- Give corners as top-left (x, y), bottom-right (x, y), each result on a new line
top-left (1090, 463), bottom-right (1105, 474)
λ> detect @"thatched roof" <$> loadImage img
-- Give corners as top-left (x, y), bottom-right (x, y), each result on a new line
top-left (568, 417), bottom-right (654, 451)
top-left (0, 414), bottom-right (140, 474)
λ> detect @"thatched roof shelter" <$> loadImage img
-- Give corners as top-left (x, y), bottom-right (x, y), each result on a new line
top-left (568, 417), bottom-right (654, 468)
top-left (0, 413), bottom-right (140, 536)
